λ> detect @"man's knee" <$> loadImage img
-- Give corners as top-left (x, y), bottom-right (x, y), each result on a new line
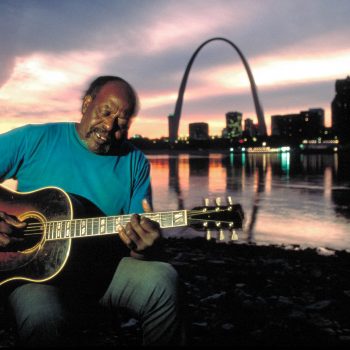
top-left (9, 283), bottom-right (66, 345)
top-left (130, 260), bottom-right (179, 303)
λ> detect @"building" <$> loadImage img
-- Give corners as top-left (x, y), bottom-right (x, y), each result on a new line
top-left (223, 111), bottom-right (242, 139)
top-left (332, 76), bottom-right (350, 144)
top-left (271, 108), bottom-right (324, 140)
top-left (189, 122), bottom-right (209, 140)
top-left (243, 118), bottom-right (259, 137)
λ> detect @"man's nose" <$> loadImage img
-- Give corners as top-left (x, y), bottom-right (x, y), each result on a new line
top-left (103, 116), bottom-right (119, 131)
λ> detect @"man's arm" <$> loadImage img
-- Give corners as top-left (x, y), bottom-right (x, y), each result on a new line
top-left (118, 153), bottom-right (162, 259)
top-left (0, 126), bottom-right (28, 247)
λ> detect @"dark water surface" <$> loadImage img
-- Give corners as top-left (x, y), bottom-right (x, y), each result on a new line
top-left (147, 152), bottom-right (350, 251)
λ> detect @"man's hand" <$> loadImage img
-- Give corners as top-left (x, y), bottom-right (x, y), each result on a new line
top-left (0, 211), bottom-right (26, 247)
top-left (118, 199), bottom-right (162, 259)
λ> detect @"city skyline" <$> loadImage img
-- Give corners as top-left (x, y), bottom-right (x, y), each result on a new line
top-left (1, 0), bottom-right (349, 138)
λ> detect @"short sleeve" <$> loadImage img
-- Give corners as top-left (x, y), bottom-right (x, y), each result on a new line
top-left (0, 125), bottom-right (28, 182)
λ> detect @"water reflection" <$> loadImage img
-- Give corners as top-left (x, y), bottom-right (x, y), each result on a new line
top-left (169, 157), bottom-right (184, 210)
top-left (2, 152), bottom-right (349, 249)
top-left (147, 152), bottom-right (350, 250)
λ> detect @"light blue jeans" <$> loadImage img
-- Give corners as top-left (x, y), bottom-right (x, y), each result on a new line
top-left (8, 257), bottom-right (186, 346)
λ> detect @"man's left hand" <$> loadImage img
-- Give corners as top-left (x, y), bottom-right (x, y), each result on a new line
top-left (118, 199), bottom-right (162, 258)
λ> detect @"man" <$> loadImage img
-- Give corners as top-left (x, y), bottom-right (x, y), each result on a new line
top-left (0, 76), bottom-right (185, 346)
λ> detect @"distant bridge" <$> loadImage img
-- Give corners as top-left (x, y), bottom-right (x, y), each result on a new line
top-left (170, 37), bottom-right (267, 143)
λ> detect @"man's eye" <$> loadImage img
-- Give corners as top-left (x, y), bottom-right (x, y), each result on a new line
top-left (102, 111), bottom-right (111, 117)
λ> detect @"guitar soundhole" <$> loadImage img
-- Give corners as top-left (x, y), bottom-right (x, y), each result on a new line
top-left (9, 217), bottom-right (44, 253)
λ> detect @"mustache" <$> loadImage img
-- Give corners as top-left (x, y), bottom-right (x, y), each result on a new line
top-left (86, 126), bottom-right (120, 140)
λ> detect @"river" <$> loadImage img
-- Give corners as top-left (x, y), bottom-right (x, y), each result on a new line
top-left (146, 151), bottom-right (350, 251)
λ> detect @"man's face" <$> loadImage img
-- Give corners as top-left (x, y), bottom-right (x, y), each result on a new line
top-left (77, 81), bottom-right (134, 154)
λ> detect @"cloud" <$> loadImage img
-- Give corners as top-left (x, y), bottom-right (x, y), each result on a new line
top-left (0, 50), bottom-right (107, 133)
top-left (1, 0), bottom-right (349, 138)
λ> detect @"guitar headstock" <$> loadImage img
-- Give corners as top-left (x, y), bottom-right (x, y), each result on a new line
top-left (187, 196), bottom-right (244, 242)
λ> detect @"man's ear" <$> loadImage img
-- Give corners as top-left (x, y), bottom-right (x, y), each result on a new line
top-left (82, 95), bottom-right (93, 114)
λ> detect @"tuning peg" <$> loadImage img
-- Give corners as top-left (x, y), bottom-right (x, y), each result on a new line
top-left (215, 197), bottom-right (222, 206)
top-left (203, 198), bottom-right (210, 206)
top-left (219, 229), bottom-right (225, 241)
top-left (227, 196), bottom-right (233, 205)
top-left (206, 229), bottom-right (212, 240)
top-left (230, 230), bottom-right (239, 241)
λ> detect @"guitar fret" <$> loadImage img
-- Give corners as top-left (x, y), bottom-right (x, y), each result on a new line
top-left (114, 216), bottom-right (122, 232)
top-left (122, 215), bottom-right (131, 226)
top-left (57, 222), bottom-right (62, 238)
top-left (173, 211), bottom-right (187, 227)
top-left (92, 218), bottom-right (98, 235)
top-left (45, 210), bottom-right (189, 241)
top-left (76, 220), bottom-right (81, 237)
top-left (51, 222), bottom-right (56, 240)
top-left (107, 217), bottom-right (114, 234)
top-left (65, 221), bottom-right (71, 238)
top-left (87, 218), bottom-right (93, 236)
top-left (100, 217), bottom-right (106, 234)
top-left (71, 220), bottom-right (76, 238)
top-left (160, 213), bottom-right (171, 228)
top-left (81, 219), bottom-right (87, 236)
top-left (47, 222), bottom-right (53, 240)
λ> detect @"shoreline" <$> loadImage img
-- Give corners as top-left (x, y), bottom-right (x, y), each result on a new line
top-left (1, 237), bottom-right (350, 347)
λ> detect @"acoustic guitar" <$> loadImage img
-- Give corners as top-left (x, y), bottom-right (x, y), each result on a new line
top-left (0, 185), bottom-right (244, 287)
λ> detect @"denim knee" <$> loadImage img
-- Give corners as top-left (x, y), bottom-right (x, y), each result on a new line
top-left (144, 261), bottom-right (178, 293)
top-left (9, 283), bottom-right (66, 346)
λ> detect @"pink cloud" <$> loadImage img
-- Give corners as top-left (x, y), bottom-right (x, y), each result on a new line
top-left (0, 51), bottom-right (107, 133)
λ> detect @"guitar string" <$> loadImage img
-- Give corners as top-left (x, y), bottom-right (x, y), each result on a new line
top-left (23, 208), bottom-right (235, 229)
top-left (22, 221), bottom-right (239, 237)
top-left (22, 208), bottom-right (239, 238)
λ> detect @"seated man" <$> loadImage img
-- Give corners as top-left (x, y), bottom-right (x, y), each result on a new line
top-left (0, 76), bottom-right (185, 346)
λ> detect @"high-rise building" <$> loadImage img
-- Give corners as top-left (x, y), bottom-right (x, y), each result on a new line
top-left (332, 76), bottom-right (350, 143)
top-left (271, 109), bottom-right (324, 140)
top-left (224, 111), bottom-right (242, 138)
top-left (244, 118), bottom-right (259, 137)
top-left (189, 122), bottom-right (209, 140)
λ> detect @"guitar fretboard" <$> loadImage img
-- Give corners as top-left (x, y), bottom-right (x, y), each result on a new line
top-left (45, 210), bottom-right (188, 241)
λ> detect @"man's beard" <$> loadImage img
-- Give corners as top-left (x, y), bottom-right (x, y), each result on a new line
top-left (86, 127), bottom-right (126, 154)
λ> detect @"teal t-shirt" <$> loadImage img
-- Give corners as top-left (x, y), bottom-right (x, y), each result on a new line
top-left (0, 122), bottom-right (152, 216)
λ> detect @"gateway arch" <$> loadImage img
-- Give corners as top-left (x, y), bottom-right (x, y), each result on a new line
top-left (169, 37), bottom-right (267, 143)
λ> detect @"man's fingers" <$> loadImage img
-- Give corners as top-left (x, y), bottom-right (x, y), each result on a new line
top-left (0, 212), bottom-right (26, 228)
top-left (0, 233), bottom-right (10, 247)
top-left (7, 218), bottom-right (26, 229)
top-left (140, 216), bottom-right (160, 233)
top-left (117, 224), bottom-right (137, 250)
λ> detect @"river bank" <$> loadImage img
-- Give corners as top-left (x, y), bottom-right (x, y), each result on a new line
top-left (1, 237), bottom-right (350, 347)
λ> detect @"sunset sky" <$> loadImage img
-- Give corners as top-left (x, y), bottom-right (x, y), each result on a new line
top-left (1, 0), bottom-right (349, 138)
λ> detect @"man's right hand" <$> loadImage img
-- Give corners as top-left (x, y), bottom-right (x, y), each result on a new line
top-left (0, 211), bottom-right (26, 248)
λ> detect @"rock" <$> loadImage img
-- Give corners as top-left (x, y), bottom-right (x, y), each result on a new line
top-left (1, 237), bottom-right (350, 347)
top-left (306, 300), bottom-right (333, 311)
top-left (221, 323), bottom-right (235, 331)
top-left (200, 291), bottom-right (226, 302)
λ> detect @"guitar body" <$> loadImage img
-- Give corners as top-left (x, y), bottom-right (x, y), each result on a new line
top-left (0, 185), bottom-right (73, 286)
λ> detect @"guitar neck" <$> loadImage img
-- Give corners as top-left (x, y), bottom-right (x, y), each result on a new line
top-left (45, 210), bottom-right (188, 241)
